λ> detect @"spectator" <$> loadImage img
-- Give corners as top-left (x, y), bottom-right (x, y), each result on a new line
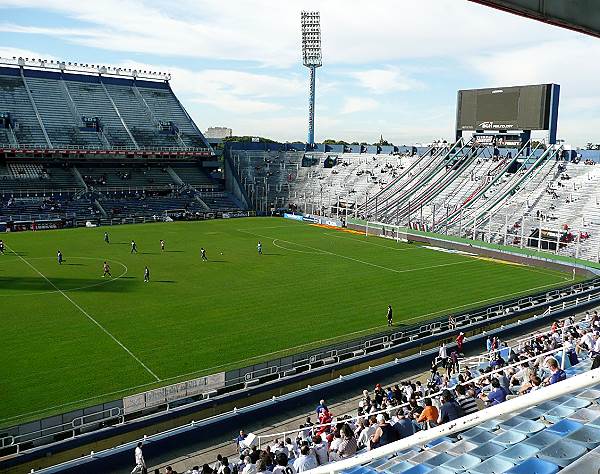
top-left (272, 453), bottom-right (294, 474)
top-left (543, 357), bottom-right (566, 385)
top-left (392, 411), bottom-right (419, 439)
top-left (235, 431), bottom-right (248, 453)
top-left (241, 457), bottom-right (256, 474)
top-left (370, 413), bottom-right (398, 449)
top-left (456, 332), bottom-right (465, 353)
top-left (437, 390), bottom-right (463, 424)
top-left (131, 441), bottom-right (146, 474)
top-left (357, 416), bottom-right (377, 449)
top-left (315, 399), bottom-right (327, 415)
top-left (311, 435), bottom-right (328, 465)
top-left (293, 446), bottom-right (317, 472)
top-left (165, 467), bottom-right (177, 474)
top-left (455, 385), bottom-right (479, 415)
top-left (256, 459), bottom-right (272, 474)
top-left (417, 398), bottom-right (439, 427)
top-left (336, 424), bottom-right (358, 459)
top-left (481, 378), bottom-right (508, 406)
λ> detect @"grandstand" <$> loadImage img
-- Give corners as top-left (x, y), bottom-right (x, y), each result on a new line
top-left (0, 58), bottom-right (244, 226)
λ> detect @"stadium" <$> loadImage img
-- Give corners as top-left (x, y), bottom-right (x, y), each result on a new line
top-left (1, 1), bottom-right (600, 473)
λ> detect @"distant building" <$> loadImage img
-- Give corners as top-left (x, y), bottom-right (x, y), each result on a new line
top-left (205, 127), bottom-right (233, 139)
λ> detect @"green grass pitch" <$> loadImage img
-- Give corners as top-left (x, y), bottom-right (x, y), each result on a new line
top-left (0, 217), bottom-right (574, 427)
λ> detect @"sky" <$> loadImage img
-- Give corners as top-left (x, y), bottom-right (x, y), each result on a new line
top-left (0, 0), bottom-right (599, 146)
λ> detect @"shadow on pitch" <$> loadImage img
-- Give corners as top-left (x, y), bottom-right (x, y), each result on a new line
top-left (154, 280), bottom-right (176, 283)
top-left (0, 276), bottom-right (137, 293)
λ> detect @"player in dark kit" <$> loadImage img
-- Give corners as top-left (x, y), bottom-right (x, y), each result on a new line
top-left (102, 261), bottom-right (112, 278)
top-left (0, 239), bottom-right (4, 254)
top-left (160, 239), bottom-right (165, 252)
top-left (144, 266), bottom-right (150, 283)
top-left (257, 241), bottom-right (262, 255)
top-left (104, 232), bottom-right (109, 244)
top-left (201, 248), bottom-right (208, 261)
top-left (131, 240), bottom-right (137, 253)
top-left (387, 305), bottom-right (393, 327)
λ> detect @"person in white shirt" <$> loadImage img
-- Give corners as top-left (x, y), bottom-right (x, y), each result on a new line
top-left (273, 453), bottom-right (296, 474)
top-left (241, 457), bottom-right (256, 474)
top-left (357, 416), bottom-right (378, 450)
top-left (256, 459), bottom-right (273, 474)
top-left (310, 435), bottom-right (328, 465)
top-left (217, 457), bottom-right (233, 474)
top-left (131, 442), bottom-right (146, 474)
top-left (284, 438), bottom-right (297, 459)
top-left (293, 446), bottom-right (318, 472)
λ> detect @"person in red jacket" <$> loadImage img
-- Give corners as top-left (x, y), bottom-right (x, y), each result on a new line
top-left (456, 332), bottom-right (465, 354)
top-left (316, 408), bottom-right (332, 436)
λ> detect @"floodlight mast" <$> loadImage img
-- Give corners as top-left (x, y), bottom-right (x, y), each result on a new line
top-left (301, 11), bottom-right (322, 146)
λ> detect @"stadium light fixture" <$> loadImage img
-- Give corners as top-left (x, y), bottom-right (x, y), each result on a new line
top-left (301, 10), bottom-right (322, 146)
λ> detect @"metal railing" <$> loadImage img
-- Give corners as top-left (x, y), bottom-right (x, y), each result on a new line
top-left (0, 142), bottom-right (210, 153)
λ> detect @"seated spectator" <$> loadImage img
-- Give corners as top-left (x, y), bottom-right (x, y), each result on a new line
top-left (392, 411), bottom-right (420, 439)
top-left (272, 453), bottom-right (294, 474)
top-left (481, 378), bottom-right (508, 406)
top-left (416, 398), bottom-right (439, 428)
top-left (455, 385), bottom-right (479, 415)
top-left (543, 357), bottom-right (566, 386)
top-left (437, 390), bottom-right (463, 424)
top-left (370, 413), bottom-right (398, 449)
top-left (336, 424), bottom-right (358, 459)
top-left (310, 435), bottom-right (328, 465)
top-left (293, 446), bottom-right (317, 472)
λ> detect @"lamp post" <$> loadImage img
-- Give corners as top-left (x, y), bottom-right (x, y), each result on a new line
top-left (301, 11), bottom-right (322, 147)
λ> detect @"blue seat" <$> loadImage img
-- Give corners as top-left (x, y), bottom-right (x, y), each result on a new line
top-left (499, 416), bottom-right (529, 430)
top-left (470, 442), bottom-right (505, 460)
top-left (424, 452), bottom-right (454, 467)
top-left (478, 419), bottom-right (501, 431)
top-left (387, 461), bottom-right (418, 473)
top-left (575, 388), bottom-right (600, 400)
top-left (535, 401), bottom-right (558, 412)
top-left (491, 430), bottom-right (527, 447)
top-left (587, 415), bottom-right (600, 428)
top-left (536, 439), bottom-right (587, 467)
top-left (468, 456), bottom-right (514, 474)
top-left (504, 458), bottom-right (559, 474)
top-left (543, 406), bottom-right (575, 423)
top-left (545, 418), bottom-right (583, 437)
top-left (566, 424), bottom-right (600, 449)
top-left (496, 443), bottom-right (539, 463)
top-left (399, 465), bottom-right (432, 474)
top-left (425, 436), bottom-right (454, 449)
top-left (517, 407), bottom-right (545, 420)
top-left (470, 431), bottom-right (498, 445)
top-left (366, 458), bottom-right (388, 469)
top-left (512, 420), bottom-right (545, 435)
top-left (460, 427), bottom-right (490, 440)
top-left (522, 430), bottom-right (561, 449)
top-left (440, 453), bottom-right (481, 471)
top-left (426, 468), bottom-right (454, 474)
top-left (567, 407), bottom-right (600, 423)
top-left (560, 397), bottom-right (590, 409)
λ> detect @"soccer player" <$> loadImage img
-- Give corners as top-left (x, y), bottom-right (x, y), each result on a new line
top-left (201, 247), bottom-right (208, 261)
top-left (102, 261), bottom-right (112, 278)
top-left (387, 305), bottom-right (393, 327)
top-left (257, 240), bottom-right (262, 255)
top-left (0, 239), bottom-right (4, 254)
top-left (160, 239), bottom-right (165, 252)
top-left (144, 266), bottom-right (150, 283)
top-left (131, 240), bottom-right (137, 254)
top-left (57, 250), bottom-right (63, 265)
top-left (104, 231), bottom-right (110, 244)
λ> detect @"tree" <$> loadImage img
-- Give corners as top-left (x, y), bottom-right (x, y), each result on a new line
top-left (222, 135), bottom-right (278, 143)
top-left (323, 139), bottom-right (349, 145)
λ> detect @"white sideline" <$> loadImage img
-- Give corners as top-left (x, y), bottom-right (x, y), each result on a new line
top-left (305, 367), bottom-right (600, 474)
top-left (6, 245), bottom-right (161, 382)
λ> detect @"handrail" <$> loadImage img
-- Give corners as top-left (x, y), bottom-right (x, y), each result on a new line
top-left (0, 143), bottom-right (210, 152)
top-left (99, 79), bottom-right (139, 150)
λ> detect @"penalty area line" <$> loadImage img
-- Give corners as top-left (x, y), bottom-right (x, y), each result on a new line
top-left (5, 245), bottom-right (160, 382)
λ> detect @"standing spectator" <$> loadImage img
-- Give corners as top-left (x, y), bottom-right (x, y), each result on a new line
top-left (486, 336), bottom-right (492, 352)
top-left (315, 400), bottom-right (327, 416)
top-left (456, 332), bottom-right (465, 353)
top-left (131, 442), bottom-right (147, 474)
top-left (235, 430), bottom-right (248, 453)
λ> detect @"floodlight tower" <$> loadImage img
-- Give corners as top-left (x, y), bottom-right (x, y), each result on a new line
top-left (301, 11), bottom-right (322, 146)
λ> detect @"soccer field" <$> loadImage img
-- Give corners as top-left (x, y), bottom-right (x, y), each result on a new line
top-left (0, 217), bottom-right (574, 426)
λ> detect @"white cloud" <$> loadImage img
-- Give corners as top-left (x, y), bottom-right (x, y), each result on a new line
top-left (341, 97), bottom-right (379, 114)
top-left (350, 67), bottom-right (423, 94)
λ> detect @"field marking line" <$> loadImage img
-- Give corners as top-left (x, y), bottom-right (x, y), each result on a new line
top-left (238, 229), bottom-right (479, 275)
top-left (0, 256), bottom-right (129, 297)
top-left (5, 244), bottom-right (161, 382)
top-left (322, 232), bottom-right (419, 251)
top-left (272, 239), bottom-right (326, 254)
top-left (2, 276), bottom-right (569, 425)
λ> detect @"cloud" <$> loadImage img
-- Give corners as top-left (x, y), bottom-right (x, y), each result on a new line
top-left (350, 67), bottom-right (424, 94)
top-left (341, 97), bottom-right (379, 114)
